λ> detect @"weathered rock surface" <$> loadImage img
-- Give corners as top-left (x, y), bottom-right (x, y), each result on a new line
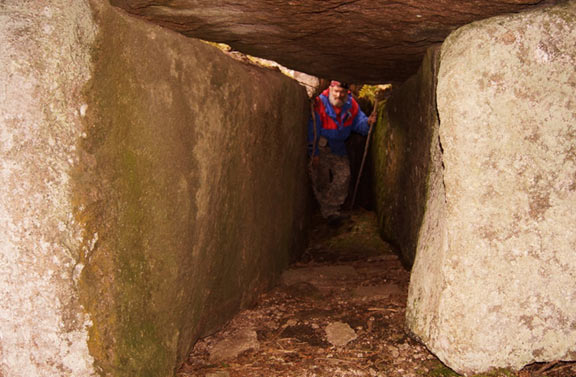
top-left (0, 0), bottom-right (309, 376)
top-left (109, 0), bottom-right (557, 83)
top-left (0, 1), bottom-right (97, 376)
top-left (325, 322), bottom-right (357, 347)
top-left (407, 2), bottom-right (576, 374)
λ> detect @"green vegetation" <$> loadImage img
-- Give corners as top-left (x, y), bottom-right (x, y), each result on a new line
top-left (359, 84), bottom-right (392, 103)
top-left (428, 362), bottom-right (517, 377)
top-left (428, 364), bottom-right (461, 377)
top-left (359, 84), bottom-right (380, 102)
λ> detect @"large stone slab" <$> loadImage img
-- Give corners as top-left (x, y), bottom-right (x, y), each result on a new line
top-left (109, 0), bottom-right (555, 83)
top-left (0, 0), bottom-right (309, 376)
top-left (407, 2), bottom-right (576, 374)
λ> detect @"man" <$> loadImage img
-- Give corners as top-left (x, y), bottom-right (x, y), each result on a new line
top-left (308, 81), bottom-right (376, 226)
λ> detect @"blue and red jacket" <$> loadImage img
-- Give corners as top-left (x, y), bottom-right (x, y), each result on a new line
top-left (308, 88), bottom-right (370, 156)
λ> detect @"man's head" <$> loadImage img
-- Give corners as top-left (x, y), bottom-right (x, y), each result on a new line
top-left (328, 81), bottom-right (350, 108)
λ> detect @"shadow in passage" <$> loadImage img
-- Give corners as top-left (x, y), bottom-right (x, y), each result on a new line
top-left (179, 210), bottom-right (446, 377)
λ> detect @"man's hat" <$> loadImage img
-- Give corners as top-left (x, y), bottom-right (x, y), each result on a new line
top-left (330, 80), bottom-right (350, 89)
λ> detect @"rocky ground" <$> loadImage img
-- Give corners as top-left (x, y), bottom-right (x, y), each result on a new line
top-left (178, 210), bottom-right (576, 377)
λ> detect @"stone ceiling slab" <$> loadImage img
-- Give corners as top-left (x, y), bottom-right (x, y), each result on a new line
top-left (109, 0), bottom-right (557, 83)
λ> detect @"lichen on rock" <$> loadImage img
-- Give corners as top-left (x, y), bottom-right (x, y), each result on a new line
top-left (407, 1), bottom-right (576, 374)
top-left (0, 0), bottom-right (98, 376)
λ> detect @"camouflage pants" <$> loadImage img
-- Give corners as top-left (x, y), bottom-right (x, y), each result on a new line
top-left (309, 152), bottom-right (351, 218)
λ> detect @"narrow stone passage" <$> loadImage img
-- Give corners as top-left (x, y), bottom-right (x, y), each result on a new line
top-left (178, 210), bottom-right (435, 376)
top-left (178, 210), bottom-right (576, 377)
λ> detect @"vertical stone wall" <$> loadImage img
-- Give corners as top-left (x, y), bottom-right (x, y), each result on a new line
top-left (0, 1), bottom-right (309, 376)
top-left (407, 2), bottom-right (576, 374)
top-left (371, 46), bottom-right (440, 267)
top-left (78, 3), bottom-right (310, 375)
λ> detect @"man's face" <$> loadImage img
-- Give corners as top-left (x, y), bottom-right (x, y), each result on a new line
top-left (329, 85), bottom-right (348, 108)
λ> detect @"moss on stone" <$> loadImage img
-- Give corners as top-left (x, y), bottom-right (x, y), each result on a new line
top-left (75, 4), bottom-right (195, 375)
top-left (369, 46), bottom-right (440, 268)
top-left (370, 100), bottom-right (391, 229)
top-left (73, 3), bottom-right (309, 376)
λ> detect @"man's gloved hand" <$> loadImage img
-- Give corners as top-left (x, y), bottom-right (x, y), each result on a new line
top-left (368, 112), bottom-right (377, 126)
top-left (311, 155), bottom-right (320, 169)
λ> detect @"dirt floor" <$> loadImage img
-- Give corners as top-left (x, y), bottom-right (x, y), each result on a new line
top-left (178, 210), bottom-right (576, 377)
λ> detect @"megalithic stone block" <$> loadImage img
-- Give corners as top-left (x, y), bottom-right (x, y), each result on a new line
top-left (407, 2), bottom-right (576, 375)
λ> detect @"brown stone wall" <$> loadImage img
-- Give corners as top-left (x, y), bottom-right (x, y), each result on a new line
top-left (76, 2), bottom-right (310, 375)
top-left (371, 46), bottom-right (441, 267)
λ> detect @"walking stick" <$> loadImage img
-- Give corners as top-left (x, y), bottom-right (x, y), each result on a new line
top-left (350, 98), bottom-right (378, 209)
top-left (308, 80), bottom-right (329, 170)
top-left (309, 99), bottom-right (318, 170)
